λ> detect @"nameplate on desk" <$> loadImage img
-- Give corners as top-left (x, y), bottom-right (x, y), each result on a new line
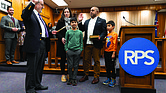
top-left (8, 22), bottom-right (15, 27)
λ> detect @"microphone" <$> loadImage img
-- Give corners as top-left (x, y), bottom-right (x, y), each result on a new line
top-left (123, 16), bottom-right (136, 26)
top-left (123, 16), bottom-right (125, 19)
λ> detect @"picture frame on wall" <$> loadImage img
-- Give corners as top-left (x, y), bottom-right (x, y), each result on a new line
top-left (0, 0), bottom-right (12, 13)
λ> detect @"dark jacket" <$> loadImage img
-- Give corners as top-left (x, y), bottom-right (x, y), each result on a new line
top-left (79, 17), bottom-right (107, 48)
top-left (21, 2), bottom-right (50, 53)
top-left (55, 20), bottom-right (66, 57)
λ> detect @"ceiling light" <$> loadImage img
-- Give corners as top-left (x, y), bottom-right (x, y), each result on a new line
top-left (153, 0), bottom-right (165, 1)
top-left (52, 0), bottom-right (68, 6)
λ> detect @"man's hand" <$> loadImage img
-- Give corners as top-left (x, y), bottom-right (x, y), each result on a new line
top-left (12, 28), bottom-right (18, 32)
top-left (62, 38), bottom-right (66, 44)
top-left (52, 30), bottom-right (57, 34)
top-left (78, 13), bottom-right (83, 22)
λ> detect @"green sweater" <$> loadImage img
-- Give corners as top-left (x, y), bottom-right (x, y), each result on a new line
top-left (64, 29), bottom-right (83, 51)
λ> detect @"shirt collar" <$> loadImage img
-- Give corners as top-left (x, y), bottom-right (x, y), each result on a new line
top-left (8, 14), bottom-right (13, 18)
top-left (91, 16), bottom-right (98, 20)
top-left (33, 9), bottom-right (39, 16)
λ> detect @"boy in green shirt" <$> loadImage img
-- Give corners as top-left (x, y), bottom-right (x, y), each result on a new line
top-left (64, 17), bottom-right (83, 86)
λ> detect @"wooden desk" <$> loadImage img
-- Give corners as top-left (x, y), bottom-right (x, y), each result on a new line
top-left (119, 25), bottom-right (156, 92)
top-left (48, 38), bottom-right (58, 68)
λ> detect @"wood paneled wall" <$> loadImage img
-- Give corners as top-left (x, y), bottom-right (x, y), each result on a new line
top-left (158, 12), bottom-right (166, 38)
top-left (40, 3), bottom-right (54, 25)
top-left (0, 11), bottom-right (9, 62)
top-left (53, 10), bottom-right (63, 25)
top-left (0, 0), bottom-right (54, 62)
top-left (70, 4), bottom-right (166, 13)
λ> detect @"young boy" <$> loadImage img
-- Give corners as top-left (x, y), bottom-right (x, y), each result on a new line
top-left (64, 17), bottom-right (83, 86)
top-left (103, 21), bottom-right (118, 87)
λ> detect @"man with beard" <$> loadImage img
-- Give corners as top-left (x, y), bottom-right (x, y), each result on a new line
top-left (21, 0), bottom-right (50, 92)
top-left (78, 7), bottom-right (107, 84)
top-left (0, 6), bottom-right (21, 65)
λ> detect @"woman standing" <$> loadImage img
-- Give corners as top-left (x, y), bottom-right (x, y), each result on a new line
top-left (54, 7), bottom-right (72, 82)
top-left (18, 25), bottom-right (26, 62)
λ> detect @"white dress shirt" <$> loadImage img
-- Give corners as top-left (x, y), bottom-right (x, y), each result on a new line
top-left (8, 14), bottom-right (13, 18)
top-left (86, 16), bottom-right (98, 44)
top-left (33, 9), bottom-right (46, 37)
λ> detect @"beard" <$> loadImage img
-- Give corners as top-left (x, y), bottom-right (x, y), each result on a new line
top-left (9, 12), bottom-right (14, 16)
top-left (38, 9), bottom-right (42, 13)
top-left (90, 13), bottom-right (96, 18)
top-left (36, 6), bottom-right (42, 13)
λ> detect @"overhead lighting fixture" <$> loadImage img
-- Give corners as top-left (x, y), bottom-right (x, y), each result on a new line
top-left (153, 0), bottom-right (165, 1)
top-left (52, 0), bottom-right (68, 6)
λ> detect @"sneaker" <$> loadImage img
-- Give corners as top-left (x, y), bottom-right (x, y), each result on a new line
top-left (67, 79), bottom-right (72, 85)
top-left (61, 75), bottom-right (66, 82)
top-left (108, 80), bottom-right (116, 87)
top-left (114, 80), bottom-right (116, 85)
top-left (72, 79), bottom-right (77, 86)
top-left (103, 78), bottom-right (111, 85)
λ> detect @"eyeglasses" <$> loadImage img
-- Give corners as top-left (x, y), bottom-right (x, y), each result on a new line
top-left (36, 2), bottom-right (44, 7)
top-left (40, 3), bottom-right (44, 6)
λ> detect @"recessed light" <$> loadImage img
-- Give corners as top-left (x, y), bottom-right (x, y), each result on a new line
top-left (52, 0), bottom-right (68, 6)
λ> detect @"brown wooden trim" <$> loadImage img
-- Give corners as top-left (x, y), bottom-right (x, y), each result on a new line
top-left (40, 13), bottom-right (50, 19)
top-left (71, 4), bottom-right (166, 13)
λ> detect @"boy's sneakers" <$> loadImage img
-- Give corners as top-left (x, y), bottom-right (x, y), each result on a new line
top-left (72, 79), bottom-right (77, 86)
top-left (67, 79), bottom-right (77, 86)
top-left (67, 79), bottom-right (72, 85)
top-left (103, 78), bottom-right (111, 85)
top-left (108, 79), bottom-right (116, 87)
top-left (61, 75), bottom-right (66, 82)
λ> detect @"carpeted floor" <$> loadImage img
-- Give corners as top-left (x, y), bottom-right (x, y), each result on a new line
top-left (0, 72), bottom-right (166, 93)
top-left (0, 71), bottom-right (120, 93)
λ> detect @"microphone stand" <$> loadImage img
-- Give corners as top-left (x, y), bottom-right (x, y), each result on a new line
top-left (123, 16), bottom-right (136, 26)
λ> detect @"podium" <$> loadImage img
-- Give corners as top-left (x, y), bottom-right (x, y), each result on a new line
top-left (119, 25), bottom-right (156, 93)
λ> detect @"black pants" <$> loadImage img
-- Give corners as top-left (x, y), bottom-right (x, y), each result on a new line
top-left (25, 40), bottom-right (46, 92)
top-left (19, 45), bottom-right (27, 61)
top-left (104, 51), bottom-right (116, 79)
top-left (60, 52), bottom-right (66, 74)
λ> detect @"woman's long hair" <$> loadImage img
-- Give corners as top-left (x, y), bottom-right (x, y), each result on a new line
top-left (60, 7), bottom-right (72, 22)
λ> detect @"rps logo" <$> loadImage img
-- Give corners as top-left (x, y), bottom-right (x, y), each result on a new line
top-left (119, 38), bottom-right (159, 76)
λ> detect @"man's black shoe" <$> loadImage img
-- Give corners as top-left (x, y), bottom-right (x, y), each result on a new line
top-left (35, 85), bottom-right (48, 90)
top-left (26, 91), bottom-right (37, 93)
